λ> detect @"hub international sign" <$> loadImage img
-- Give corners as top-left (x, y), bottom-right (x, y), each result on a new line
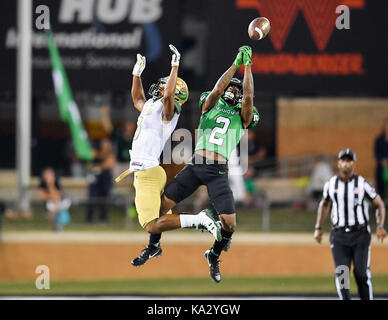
top-left (0, 0), bottom-right (182, 91)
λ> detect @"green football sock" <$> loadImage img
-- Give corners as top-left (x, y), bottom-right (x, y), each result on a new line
top-left (210, 249), bottom-right (220, 256)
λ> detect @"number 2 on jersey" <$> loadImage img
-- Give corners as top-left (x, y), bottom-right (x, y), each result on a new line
top-left (209, 116), bottom-right (231, 146)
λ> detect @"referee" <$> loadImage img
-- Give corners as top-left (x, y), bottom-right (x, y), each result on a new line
top-left (314, 148), bottom-right (387, 300)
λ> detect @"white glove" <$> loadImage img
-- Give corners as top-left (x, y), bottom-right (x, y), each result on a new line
top-left (169, 44), bottom-right (181, 67)
top-left (132, 53), bottom-right (146, 77)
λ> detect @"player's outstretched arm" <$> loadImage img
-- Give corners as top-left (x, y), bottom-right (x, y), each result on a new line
top-left (162, 45), bottom-right (180, 122)
top-left (201, 46), bottom-right (248, 114)
top-left (240, 46), bottom-right (254, 128)
top-left (241, 66), bottom-right (254, 128)
top-left (131, 54), bottom-right (147, 112)
top-left (373, 195), bottom-right (387, 243)
top-left (314, 198), bottom-right (331, 244)
top-left (202, 46), bottom-right (253, 114)
top-left (201, 64), bottom-right (238, 114)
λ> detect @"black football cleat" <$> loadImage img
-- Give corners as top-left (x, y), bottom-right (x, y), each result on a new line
top-left (131, 245), bottom-right (162, 267)
top-left (204, 249), bottom-right (221, 283)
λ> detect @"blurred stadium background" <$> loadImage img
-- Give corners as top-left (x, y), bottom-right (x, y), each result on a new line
top-left (0, 0), bottom-right (388, 298)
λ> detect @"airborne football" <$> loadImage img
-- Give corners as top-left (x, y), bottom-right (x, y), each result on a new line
top-left (248, 17), bottom-right (271, 40)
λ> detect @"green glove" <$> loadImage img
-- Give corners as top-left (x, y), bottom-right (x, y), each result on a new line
top-left (238, 45), bottom-right (252, 66)
top-left (234, 51), bottom-right (243, 68)
top-left (239, 45), bottom-right (252, 58)
top-left (242, 52), bottom-right (252, 65)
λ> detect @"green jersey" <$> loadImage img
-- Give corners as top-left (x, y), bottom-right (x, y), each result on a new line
top-left (195, 91), bottom-right (260, 160)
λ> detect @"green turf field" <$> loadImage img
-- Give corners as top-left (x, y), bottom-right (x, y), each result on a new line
top-left (1, 275), bottom-right (388, 296)
top-left (2, 205), bottom-right (344, 233)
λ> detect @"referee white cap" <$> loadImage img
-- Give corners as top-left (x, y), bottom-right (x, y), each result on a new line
top-left (338, 148), bottom-right (357, 161)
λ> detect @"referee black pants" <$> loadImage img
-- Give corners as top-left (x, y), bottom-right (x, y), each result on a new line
top-left (330, 227), bottom-right (372, 300)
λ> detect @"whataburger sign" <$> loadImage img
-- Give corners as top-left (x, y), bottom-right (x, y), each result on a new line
top-left (236, 0), bottom-right (365, 75)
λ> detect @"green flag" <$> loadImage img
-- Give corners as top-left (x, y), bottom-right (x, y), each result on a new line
top-left (46, 30), bottom-right (93, 161)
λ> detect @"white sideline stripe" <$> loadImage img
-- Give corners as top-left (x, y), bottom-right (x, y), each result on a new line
top-left (1, 232), bottom-right (329, 245)
top-left (2, 232), bottom-right (387, 246)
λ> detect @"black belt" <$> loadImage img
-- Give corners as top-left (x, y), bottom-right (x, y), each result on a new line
top-left (191, 154), bottom-right (228, 165)
top-left (333, 224), bottom-right (366, 233)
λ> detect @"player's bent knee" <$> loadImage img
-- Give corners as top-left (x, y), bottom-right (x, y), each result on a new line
top-left (144, 219), bottom-right (159, 233)
top-left (160, 195), bottom-right (176, 215)
top-left (220, 214), bottom-right (237, 232)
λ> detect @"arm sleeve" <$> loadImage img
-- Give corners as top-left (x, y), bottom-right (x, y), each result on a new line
top-left (247, 106), bottom-right (260, 129)
top-left (199, 91), bottom-right (211, 109)
top-left (323, 181), bottom-right (330, 200)
top-left (364, 180), bottom-right (378, 201)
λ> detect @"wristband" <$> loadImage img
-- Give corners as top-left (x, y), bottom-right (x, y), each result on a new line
top-left (377, 224), bottom-right (384, 229)
top-left (315, 226), bottom-right (322, 230)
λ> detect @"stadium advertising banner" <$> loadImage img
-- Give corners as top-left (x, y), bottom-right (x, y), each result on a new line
top-left (0, 0), bottom-right (182, 92)
top-left (206, 0), bottom-right (388, 95)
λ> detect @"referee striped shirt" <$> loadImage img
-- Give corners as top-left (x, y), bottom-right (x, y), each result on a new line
top-left (323, 175), bottom-right (377, 228)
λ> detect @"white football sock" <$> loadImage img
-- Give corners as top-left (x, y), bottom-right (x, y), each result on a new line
top-left (179, 214), bottom-right (200, 228)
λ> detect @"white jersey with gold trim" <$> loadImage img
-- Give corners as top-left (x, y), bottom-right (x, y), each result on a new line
top-left (129, 98), bottom-right (179, 172)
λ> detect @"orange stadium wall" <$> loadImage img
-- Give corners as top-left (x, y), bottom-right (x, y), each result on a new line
top-left (1, 242), bottom-right (387, 282)
top-left (277, 98), bottom-right (388, 181)
top-left (1, 233), bottom-right (387, 282)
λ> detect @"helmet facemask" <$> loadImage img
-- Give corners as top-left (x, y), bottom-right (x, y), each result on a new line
top-left (148, 77), bottom-right (189, 105)
top-left (148, 78), bottom-right (166, 99)
top-left (223, 78), bottom-right (243, 105)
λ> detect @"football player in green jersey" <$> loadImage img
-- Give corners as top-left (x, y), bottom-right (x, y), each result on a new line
top-left (133, 45), bottom-right (259, 282)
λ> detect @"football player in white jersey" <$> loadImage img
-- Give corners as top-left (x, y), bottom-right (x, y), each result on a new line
top-left (129, 45), bottom-right (221, 266)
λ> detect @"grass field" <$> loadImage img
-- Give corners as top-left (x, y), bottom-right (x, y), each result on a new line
top-left (3, 205), bottom-right (380, 233)
top-left (1, 275), bottom-right (388, 296)
top-left (2, 205), bottom-right (340, 233)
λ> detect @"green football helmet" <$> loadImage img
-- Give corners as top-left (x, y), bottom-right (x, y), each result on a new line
top-left (223, 78), bottom-right (243, 105)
